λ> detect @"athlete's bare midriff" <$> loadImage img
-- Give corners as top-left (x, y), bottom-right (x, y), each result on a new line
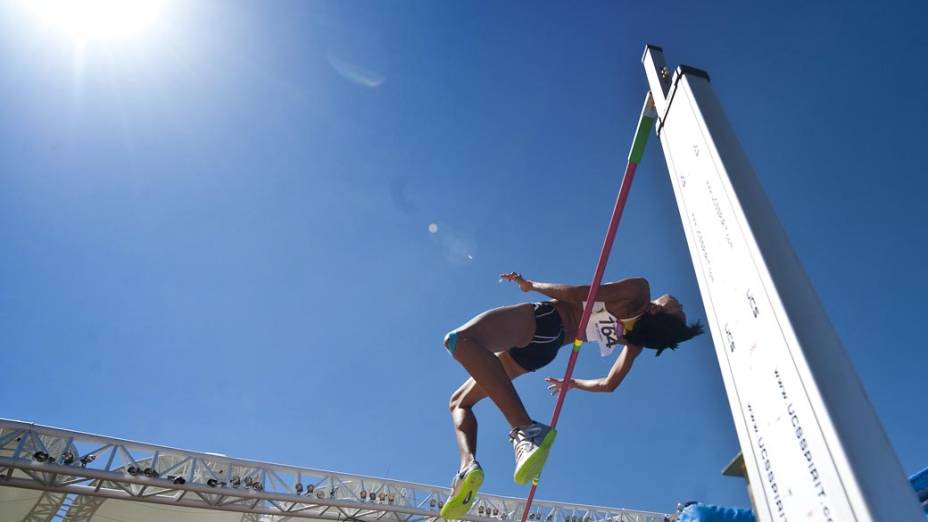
top-left (550, 300), bottom-right (579, 344)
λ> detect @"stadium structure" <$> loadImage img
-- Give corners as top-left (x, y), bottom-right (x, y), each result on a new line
top-left (0, 419), bottom-right (665, 522)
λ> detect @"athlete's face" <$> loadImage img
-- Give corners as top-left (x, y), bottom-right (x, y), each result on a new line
top-left (653, 294), bottom-right (685, 322)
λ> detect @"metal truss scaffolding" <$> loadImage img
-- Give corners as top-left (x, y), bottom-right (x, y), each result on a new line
top-left (0, 419), bottom-right (665, 522)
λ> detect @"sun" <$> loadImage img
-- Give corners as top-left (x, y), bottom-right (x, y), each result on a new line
top-left (25, 0), bottom-right (165, 42)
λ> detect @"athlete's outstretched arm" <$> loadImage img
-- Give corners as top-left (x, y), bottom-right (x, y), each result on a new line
top-left (544, 344), bottom-right (643, 394)
top-left (500, 273), bottom-right (650, 307)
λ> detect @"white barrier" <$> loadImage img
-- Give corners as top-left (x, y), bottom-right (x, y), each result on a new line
top-left (641, 45), bottom-right (922, 522)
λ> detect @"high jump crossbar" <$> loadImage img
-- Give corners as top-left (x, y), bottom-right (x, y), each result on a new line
top-left (517, 93), bottom-right (658, 522)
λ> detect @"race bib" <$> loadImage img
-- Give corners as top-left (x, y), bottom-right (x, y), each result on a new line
top-left (583, 301), bottom-right (624, 357)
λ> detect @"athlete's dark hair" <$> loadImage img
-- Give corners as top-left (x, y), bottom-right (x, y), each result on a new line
top-left (623, 311), bottom-right (705, 357)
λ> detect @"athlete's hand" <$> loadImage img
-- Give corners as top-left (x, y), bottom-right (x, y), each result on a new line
top-left (499, 272), bottom-right (533, 292)
top-left (544, 377), bottom-right (575, 395)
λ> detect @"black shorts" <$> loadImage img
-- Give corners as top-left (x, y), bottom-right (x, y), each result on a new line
top-left (509, 302), bottom-right (566, 372)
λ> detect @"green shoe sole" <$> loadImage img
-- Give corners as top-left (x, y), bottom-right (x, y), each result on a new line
top-left (440, 467), bottom-right (484, 520)
top-left (513, 429), bottom-right (557, 485)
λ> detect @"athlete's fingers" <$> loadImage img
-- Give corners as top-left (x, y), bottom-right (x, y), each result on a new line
top-left (545, 377), bottom-right (563, 395)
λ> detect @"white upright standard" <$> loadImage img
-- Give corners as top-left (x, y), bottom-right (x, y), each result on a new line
top-left (641, 45), bottom-right (921, 521)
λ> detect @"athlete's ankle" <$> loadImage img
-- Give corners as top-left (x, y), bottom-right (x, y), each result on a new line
top-left (460, 457), bottom-right (478, 472)
top-left (511, 420), bottom-right (539, 434)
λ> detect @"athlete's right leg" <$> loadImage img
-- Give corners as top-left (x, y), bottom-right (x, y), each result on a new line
top-left (444, 303), bottom-right (536, 429)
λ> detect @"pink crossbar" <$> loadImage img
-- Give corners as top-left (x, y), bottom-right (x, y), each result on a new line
top-left (519, 159), bottom-right (640, 522)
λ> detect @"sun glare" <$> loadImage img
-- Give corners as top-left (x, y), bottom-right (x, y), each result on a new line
top-left (26, 0), bottom-right (164, 42)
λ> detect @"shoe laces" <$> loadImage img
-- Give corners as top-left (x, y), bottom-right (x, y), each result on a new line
top-left (514, 440), bottom-right (532, 461)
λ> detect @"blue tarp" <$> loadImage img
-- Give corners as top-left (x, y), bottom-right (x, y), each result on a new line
top-left (675, 466), bottom-right (927, 521)
top-left (911, 466), bottom-right (928, 515)
top-left (677, 504), bottom-right (754, 522)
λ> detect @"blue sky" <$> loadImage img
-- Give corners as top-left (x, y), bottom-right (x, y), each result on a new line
top-left (1, 0), bottom-right (926, 514)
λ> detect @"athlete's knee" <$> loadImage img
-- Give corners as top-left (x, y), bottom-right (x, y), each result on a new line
top-left (449, 390), bottom-right (463, 412)
top-left (449, 389), bottom-right (478, 414)
top-left (444, 330), bottom-right (468, 355)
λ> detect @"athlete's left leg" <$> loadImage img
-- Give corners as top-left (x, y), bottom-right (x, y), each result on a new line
top-left (441, 353), bottom-right (526, 519)
top-left (449, 352), bottom-right (527, 470)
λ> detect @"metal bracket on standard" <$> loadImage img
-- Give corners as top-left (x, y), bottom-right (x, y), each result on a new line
top-left (641, 45), bottom-right (711, 136)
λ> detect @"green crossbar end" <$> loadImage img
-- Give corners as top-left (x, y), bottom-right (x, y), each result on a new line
top-left (627, 93), bottom-right (658, 165)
